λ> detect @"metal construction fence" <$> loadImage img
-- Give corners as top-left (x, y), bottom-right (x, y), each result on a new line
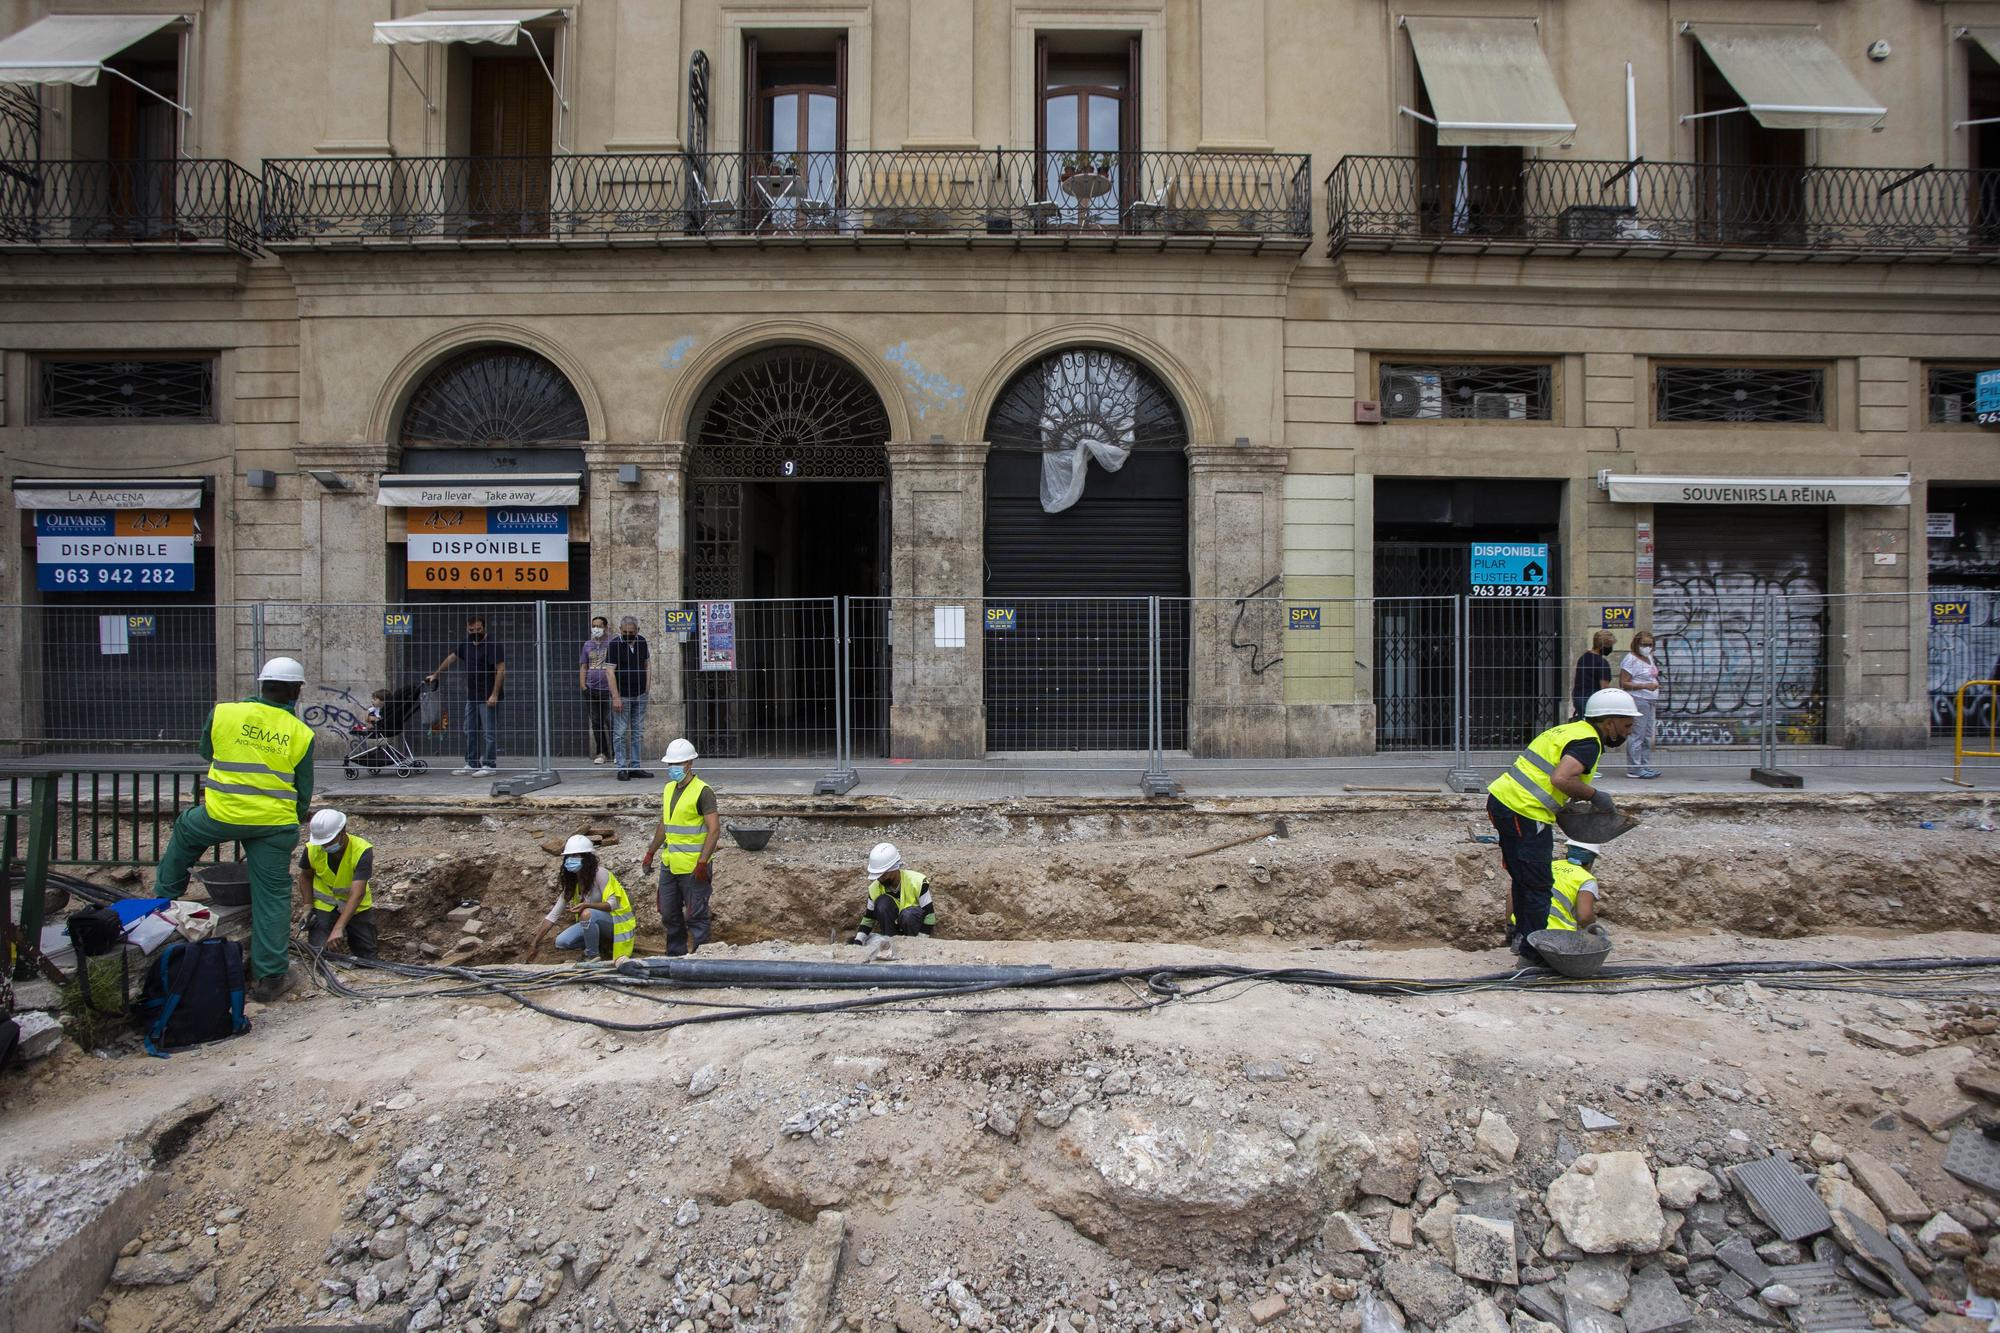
top-left (1, 591), bottom-right (1996, 790)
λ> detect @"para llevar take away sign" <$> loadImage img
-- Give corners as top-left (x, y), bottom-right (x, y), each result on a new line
top-left (1469, 542), bottom-right (1549, 598)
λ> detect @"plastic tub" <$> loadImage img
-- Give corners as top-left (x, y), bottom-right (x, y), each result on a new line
top-left (195, 862), bottom-right (253, 907)
top-left (1528, 928), bottom-right (1613, 979)
top-left (726, 825), bottom-right (774, 852)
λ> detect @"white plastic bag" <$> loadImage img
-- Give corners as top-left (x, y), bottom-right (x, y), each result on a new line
top-left (1039, 436), bottom-right (1129, 514)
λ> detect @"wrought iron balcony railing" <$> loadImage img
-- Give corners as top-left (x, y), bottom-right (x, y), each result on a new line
top-left (0, 158), bottom-right (263, 255)
top-left (260, 150), bottom-right (1313, 246)
top-left (1327, 154), bottom-right (2000, 260)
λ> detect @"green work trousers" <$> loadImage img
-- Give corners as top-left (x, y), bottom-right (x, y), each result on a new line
top-left (154, 804), bottom-right (300, 982)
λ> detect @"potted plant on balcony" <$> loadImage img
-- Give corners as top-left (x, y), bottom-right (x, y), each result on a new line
top-left (1058, 151), bottom-right (1114, 183)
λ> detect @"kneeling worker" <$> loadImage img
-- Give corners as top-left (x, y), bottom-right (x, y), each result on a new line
top-left (851, 842), bottom-right (936, 944)
top-left (1485, 688), bottom-right (1637, 967)
top-left (528, 834), bottom-right (637, 963)
top-left (1546, 840), bottom-right (1606, 934)
top-left (299, 808), bottom-right (378, 958)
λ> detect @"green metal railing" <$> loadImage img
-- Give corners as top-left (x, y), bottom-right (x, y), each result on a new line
top-left (2, 774), bottom-right (54, 982)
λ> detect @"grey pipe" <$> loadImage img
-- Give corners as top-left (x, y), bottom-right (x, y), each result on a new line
top-left (616, 957), bottom-right (1056, 989)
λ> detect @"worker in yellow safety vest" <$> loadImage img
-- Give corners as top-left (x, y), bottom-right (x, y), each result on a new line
top-left (528, 834), bottom-right (638, 962)
top-left (1485, 688), bottom-right (1637, 967)
top-left (1506, 839), bottom-right (1608, 937)
top-left (641, 737), bottom-right (720, 956)
top-left (297, 808), bottom-right (379, 958)
top-left (851, 842), bottom-right (937, 944)
top-left (155, 656), bottom-right (317, 1002)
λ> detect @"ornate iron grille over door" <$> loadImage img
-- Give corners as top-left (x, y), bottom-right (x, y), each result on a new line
top-left (399, 347), bottom-right (589, 446)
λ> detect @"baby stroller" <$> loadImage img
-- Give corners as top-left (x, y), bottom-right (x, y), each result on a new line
top-left (342, 680), bottom-right (433, 779)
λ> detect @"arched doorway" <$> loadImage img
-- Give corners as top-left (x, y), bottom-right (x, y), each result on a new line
top-left (982, 347), bottom-right (1190, 751)
top-left (685, 346), bottom-right (891, 757)
top-left (387, 344), bottom-right (592, 761)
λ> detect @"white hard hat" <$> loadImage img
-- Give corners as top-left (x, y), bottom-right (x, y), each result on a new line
top-left (563, 834), bottom-right (595, 856)
top-left (1566, 840), bottom-right (1602, 856)
top-left (1583, 687), bottom-right (1641, 719)
top-left (866, 842), bottom-right (902, 877)
top-left (661, 738), bottom-right (698, 764)
top-left (307, 809), bottom-right (347, 846)
top-left (258, 656), bottom-right (307, 683)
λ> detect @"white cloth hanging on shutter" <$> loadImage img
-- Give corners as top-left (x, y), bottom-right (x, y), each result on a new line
top-left (1040, 437), bottom-right (1130, 514)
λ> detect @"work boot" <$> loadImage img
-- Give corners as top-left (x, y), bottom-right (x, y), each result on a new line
top-left (249, 970), bottom-right (298, 1003)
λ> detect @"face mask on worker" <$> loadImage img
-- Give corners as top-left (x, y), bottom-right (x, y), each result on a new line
top-left (1603, 732), bottom-right (1627, 748)
top-left (467, 630), bottom-right (485, 642)
top-left (563, 855), bottom-right (584, 873)
top-left (591, 625), bottom-right (606, 639)
top-left (1638, 643), bottom-right (1653, 658)
top-left (622, 630), bottom-right (637, 640)
top-left (667, 764), bottom-right (686, 782)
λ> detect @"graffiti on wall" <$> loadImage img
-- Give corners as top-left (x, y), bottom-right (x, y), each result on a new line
top-left (1930, 510), bottom-right (2000, 733)
top-left (1650, 566), bottom-right (1827, 746)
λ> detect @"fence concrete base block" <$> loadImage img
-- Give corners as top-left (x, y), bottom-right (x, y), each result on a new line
top-left (1750, 768), bottom-right (1805, 790)
top-left (1141, 772), bottom-right (1183, 798)
top-left (813, 769), bottom-right (859, 796)
top-left (6, 1150), bottom-right (165, 1333)
top-left (1446, 768), bottom-right (1484, 793)
top-left (491, 770), bottom-right (563, 797)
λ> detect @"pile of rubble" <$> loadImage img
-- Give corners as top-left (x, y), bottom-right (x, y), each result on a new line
top-left (1317, 1092), bottom-right (2000, 1333)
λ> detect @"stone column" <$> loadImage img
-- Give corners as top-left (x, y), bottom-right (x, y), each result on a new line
top-left (884, 439), bottom-right (989, 759)
top-left (293, 443), bottom-right (395, 752)
top-left (583, 441), bottom-right (670, 609)
top-left (1188, 442), bottom-right (1289, 757)
top-left (649, 441), bottom-right (691, 731)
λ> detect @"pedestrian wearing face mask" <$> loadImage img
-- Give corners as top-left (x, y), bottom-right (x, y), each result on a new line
top-left (1618, 631), bottom-right (1664, 779)
top-left (641, 738), bottom-right (720, 956)
top-left (527, 834), bottom-right (636, 963)
top-left (605, 616), bottom-right (652, 780)
top-left (578, 614), bottom-right (620, 766)
top-left (427, 615), bottom-right (506, 776)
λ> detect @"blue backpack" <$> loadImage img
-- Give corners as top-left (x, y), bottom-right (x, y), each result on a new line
top-left (139, 939), bottom-right (250, 1057)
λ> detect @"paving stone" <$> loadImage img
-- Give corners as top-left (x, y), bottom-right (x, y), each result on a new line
top-left (1942, 1124), bottom-right (2000, 1198)
top-left (1515, 1283), bottom-right (1562, 1326)
top-left (1450, 1213), bottom-right (1518, 1286)
top-left (1831, 1208), bottom-right (1927, 1304)
top-left (1841, 1023), bottom-right (1931, 1056)
top-left (1619, 1268), bottom-right (1691, 1333)
top-left (1714, 1235), bottom-right (1774, 1289)
top-left (1898, 1092), bottom-right (1974, 1134)
top-left (1842, 1150), bottom-right (1928, 1224)
top-left (1561, 1293), bottom-right (1627, 1333)
top-left (1729, 1156), bottom-right (1832, 1241)
top-left (1956, 1069), bottom-right (2000, 1104)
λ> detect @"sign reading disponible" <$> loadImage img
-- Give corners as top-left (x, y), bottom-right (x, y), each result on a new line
top-left (406, 507), bottom-right (569, 590)
top-left (1470, 542), bottom-right (1549, 598)
top-left (34, 510), bottom-right (196, 591)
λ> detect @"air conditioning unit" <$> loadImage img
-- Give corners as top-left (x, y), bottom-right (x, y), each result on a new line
top-left (1383, 371), bottom-right (1443, 420)
top-left (1473, 392), bottom-right (1529, 420)
top-left (1933, 393), bottom-right (1966, 425)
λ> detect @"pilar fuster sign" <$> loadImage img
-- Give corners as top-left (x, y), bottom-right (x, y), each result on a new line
top-left (1598, 473), bottom-right (1911, 507)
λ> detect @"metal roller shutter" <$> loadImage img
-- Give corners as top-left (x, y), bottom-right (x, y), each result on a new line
top-left (1652, 505), bottom-right (1828, 745)
top-left (982, 449), bottom-right (1189, 751)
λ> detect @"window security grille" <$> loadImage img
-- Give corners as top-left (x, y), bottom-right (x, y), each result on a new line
top-left (1377, 363), bottom-right (1553, 421)
top-left (1927, 367), bottom-right (1977, 426)
top-left (1654, 365), bottom-right (1825, 425)
top-left (36, 358), bottom-right (216, 423)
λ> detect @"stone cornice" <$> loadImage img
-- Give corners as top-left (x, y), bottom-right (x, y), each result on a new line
top-left (1188, 443), bottom-right (1289, 473)
top-left (885, 439), bottom-right (992, 469)
top-left (294, 442), bottom-right (396, 471)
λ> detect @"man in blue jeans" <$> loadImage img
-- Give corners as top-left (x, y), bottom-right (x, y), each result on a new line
top-left (607, 615), bottom-right (654, 781)
top-left (427, 615), bottom-right (507, 776)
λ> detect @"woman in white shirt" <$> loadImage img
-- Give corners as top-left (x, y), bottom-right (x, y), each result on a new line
top-left (1618, 632), bottom-right (1663, 779)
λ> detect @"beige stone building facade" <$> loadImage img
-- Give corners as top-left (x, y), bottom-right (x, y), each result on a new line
top-left (2, 0), bottom-right (1998, 763)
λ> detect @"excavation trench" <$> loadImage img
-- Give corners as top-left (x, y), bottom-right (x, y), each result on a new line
top-left (304, 793), bottom-right (2000, 968)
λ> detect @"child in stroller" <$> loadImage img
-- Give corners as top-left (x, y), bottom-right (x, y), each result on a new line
top-left (343, 681), bottom-right (432, 779)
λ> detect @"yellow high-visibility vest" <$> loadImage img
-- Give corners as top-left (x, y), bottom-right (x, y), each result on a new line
top-left (204, 700), bottom-right (314, 826)
top-left (307, 835), bottom-right (374, 913)
top-left (660, 776), bottom-right (712, 874)
top-left (1486, 719), bottom-right (1602, 825)
top-left (862, 869), bottom-right (936, 929)
top-left (1545, 859), bottom-right (1598, 932)
top-left (569, 870), bottom-right (637, 961)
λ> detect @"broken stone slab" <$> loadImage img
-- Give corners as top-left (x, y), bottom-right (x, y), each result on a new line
top-left (1449, 1214), bottom-right (1518, 1286)
top-left (1831, 1208), bottom-right (1929, 1306)
top-left (1510, 1317), bottom-right (1560, 1333)
top-left (1358, 1288), bottom-right (1407, 1333)
top-left (1621, 1267), bottom-right (1692, 1333)
top-left (1243, 1059), bottom-right (1289, 1082)
top-left (1654, 1167), bottom-right (1717, 1211)
top-left (1899, 1092), bottom-right (1975, 1135)
top-left (1516, 1283), bottom-right (1563, 1326)
top-left (1418, 1196), bottom-right (1462, 1261)
top-left (1843, 1149), bottom-right (1928, 1224)
top-left (1578, 1106), bottom-right (1620, 1132)
top-left (1561, 1293), bottom-right (1628, 1333)
top-left (1247, 1293), bottom-right (1289, 1326)
top-left (110, 1249), bottom-right (206, 1287)
top-left (1389, 1209), bottom-right (1416, 1248)
top-left (1438, 1297), bottom-right (1510, 1333)
top-left (1544, 1153), bottom-right (1665, 1255)
top-left (1916, 1211), bottom-right (1977, 1258)
top-left (1956, 1069), bottom-right (2000, 1104)
top-left (781, 1210), bottom-right (846, 1333)
top-left (15, 1010), bottom-right (64, 1062)
top-left (1380, 1257), bottom-right (1474, 1328)
top-left (1820, 1178), bottom-right (1889, 1245)
top-left (1359, 1130), bottom-right (1423, 1204)
top-left (1475, 1111), bottom-right (1519, 1165)
top-left (1713, 1235), bottom-right (1775, 1289)
top-left (1564, 1255), bottom-right (1630, 1311)
top-left (1324, 1212), bottom-right (1382, 1254)
top-left (1842, 1023), bottom-right (1931, 1056)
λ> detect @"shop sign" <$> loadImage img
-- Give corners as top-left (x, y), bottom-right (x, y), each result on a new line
top-left (1933, 600), bottom-right (1971, 627)
top-left (1979, 370), bottom-right (2000, 426)
top-left (1601, 474), bottom-right (1911, 506)
top-left (1289, 607), bottom-right (1322, 631)
top-left (1469, 542), bottom-right (1549, 598)
top-left (698, 601), bottom-right (737, 672)
top-left (1602, 605), bottom-right (1635, 630)
top-left (405, 506), bottom-right (569, 590)
top-left (34, 510), bottom-right (196, 591)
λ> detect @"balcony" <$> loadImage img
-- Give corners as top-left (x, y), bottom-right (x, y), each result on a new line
top-left (260, 150), bottom-right (1313, 251)
top-left (1327, 155), bottom-right (2000, 263)
top-left (0, 159), bottom-right (262, 256)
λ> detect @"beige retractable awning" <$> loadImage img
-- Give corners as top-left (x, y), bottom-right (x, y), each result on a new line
top-left (1964, 27), bottom-right (2000, 67)
top-left (0, 13), bottom-right (182, 87)
top-left (1685, 24), bottom-right (1886, 130)
top-left (1403, 15), bottom-right (1578, 148)
top-left (372, 8), bottom-right (558, 47)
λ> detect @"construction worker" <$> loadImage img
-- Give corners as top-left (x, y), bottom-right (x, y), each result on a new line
top-left (1546, 840), bottom-right (1606, 934)
top-left (641, 738), bottom-right (720, 956)
top-left (851, 842), bottom-right (936, 944)
top-left (297, 809), bottom-right (378, 958)
top-left (1486, 687), bottom-right (1638, 967)
top-left (527, 835), bottom-right (637, 963)
top-left (155, 656), bottom-right (316, 1002)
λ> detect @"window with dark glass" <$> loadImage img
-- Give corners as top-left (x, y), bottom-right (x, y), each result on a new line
top-left (1928, 367), bottom-right (1979, 425)
top-left (35, 357), bottom-right (216, 423)
top-left (1654, 365), bottom-right (1825, 425)
top-left (1377, 362), bottom-right (1553, 422)
top-left (744, 34), bottom-right (846, 216)
top-left (1969, 40), bottom-right (2000, 244)
top-left (1692, 43), bottom-right (1806, 246)
top-left (1036, 35), bottom-right (1138, 224)
top-left (1409, 65), bottom-right (1523, 239)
